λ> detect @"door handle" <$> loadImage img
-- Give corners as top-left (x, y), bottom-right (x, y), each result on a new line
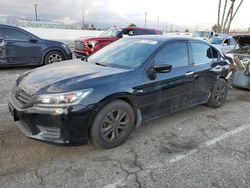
top-left (185, 71), bottom-right (194, 76)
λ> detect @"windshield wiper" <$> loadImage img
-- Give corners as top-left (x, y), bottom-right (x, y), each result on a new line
top-left (95, 62), bottom-right (107, 67)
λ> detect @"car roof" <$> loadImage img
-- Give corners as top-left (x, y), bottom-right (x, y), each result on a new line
top-left (115, 27), bottom-right (161, 32)
top-left (212, 34), bottom-right (232, 39)
top-left (127, 35), bottom-right (205, 43)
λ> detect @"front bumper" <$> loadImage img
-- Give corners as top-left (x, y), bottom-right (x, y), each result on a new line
top-left (73, 50), bottom-right (88, 58)
top-left (9, 96), bottom-right (95, 145)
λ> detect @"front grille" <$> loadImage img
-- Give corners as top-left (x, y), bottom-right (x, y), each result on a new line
top-left (75, 40), bottom-right (86, 50)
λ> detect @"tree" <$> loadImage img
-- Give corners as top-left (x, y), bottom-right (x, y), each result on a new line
top-left (184, 29), bottom-right (189, 32)
top-left (217, 0), bottom-right (244, 33)
top-left (128, 23), bottom-right (136, 27)
top-left (212, 24), bottom-right (219, 32)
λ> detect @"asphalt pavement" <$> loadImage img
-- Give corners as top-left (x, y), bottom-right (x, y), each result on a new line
top-left (0, 67), bottom-right (250, 188)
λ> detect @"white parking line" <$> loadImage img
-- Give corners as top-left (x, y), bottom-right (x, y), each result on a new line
top-left (0, 104), bottom-right (7, 107)
top-left (104, 123), bottom-right (250, 187)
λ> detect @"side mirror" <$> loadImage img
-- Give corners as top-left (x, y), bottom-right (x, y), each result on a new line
top-left (154, 63), bottom-right (172, 73)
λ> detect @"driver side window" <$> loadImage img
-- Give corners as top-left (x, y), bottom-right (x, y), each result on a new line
top-left (2, 28), bottom-right (30, 40)
top-left (154, 42), bottom-right (189, 68)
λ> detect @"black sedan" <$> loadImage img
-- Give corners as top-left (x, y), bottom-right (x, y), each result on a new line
top-left (0, 24), bottom-right (72, 66)
top-left (9, 36), bottom-right (231, 149)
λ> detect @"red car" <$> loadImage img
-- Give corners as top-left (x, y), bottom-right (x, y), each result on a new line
top-left (74, 27), bottom-right (162, 58)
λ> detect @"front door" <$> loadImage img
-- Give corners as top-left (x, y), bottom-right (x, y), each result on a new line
top-left (136, 42), bottom-right (195, 121)
top-left (2, 27), bottom-right (42, 65)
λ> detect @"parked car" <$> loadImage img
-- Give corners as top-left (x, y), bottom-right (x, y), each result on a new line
top-left (227, 34), bottom-right (250, 89)
top-left (9, 36), bottom-right (231, 149)
top-left (192, 31), bottom-right (212, 40)
top-left (0, 24), bottom-right (72, 66)
top-left (208, 34), bottom-right (239, 53)
top-left (74, 27), bottom-right (162, 58)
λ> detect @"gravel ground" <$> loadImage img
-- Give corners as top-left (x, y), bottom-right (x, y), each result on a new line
top-left (0, 67), bottom-right (250, 188)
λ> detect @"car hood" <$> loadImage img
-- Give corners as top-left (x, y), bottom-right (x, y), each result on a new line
top-left (77, 36), bottom-right (118, 42)
top-left (18, 59), bottom-right (128, 94)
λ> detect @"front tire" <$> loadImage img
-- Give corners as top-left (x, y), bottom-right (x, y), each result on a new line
top-left (207, 78), bottom-right (228, 108)
top-left (91, 100), bottom-right (135, 149)
top-left (44, 51), bottom-right (64, 65)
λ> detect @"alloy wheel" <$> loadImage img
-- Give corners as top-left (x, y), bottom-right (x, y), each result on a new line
top-left (48, 53), bottom-right (62, 64)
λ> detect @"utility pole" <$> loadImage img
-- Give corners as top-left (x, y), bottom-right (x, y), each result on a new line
top-left (34, 3), bottom-right (38, 22)
top-left (82, 8), bottom-right (85, 29)
top-left (144, 12), bottom-right (148, 28)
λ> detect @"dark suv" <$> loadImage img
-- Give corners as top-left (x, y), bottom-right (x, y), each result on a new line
top-left (0, 24), bottom-right (72, 66)
top-left (74, 27), bottom-right (162, 58)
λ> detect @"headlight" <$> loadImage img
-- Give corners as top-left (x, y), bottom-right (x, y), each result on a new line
top-left (87, 41), bottom-right (99, 48)
top-left (35, 89), bottom-right (93, 107)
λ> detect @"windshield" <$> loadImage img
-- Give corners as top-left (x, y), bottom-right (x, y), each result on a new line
top-left (193, 31), bottom-right (210, 38)
top-left (87, 38), bottom-right (161, 69)
top-left (99, 28), bottom-right (122, 37)
top-left (208, 37), bottom-right (223, 45)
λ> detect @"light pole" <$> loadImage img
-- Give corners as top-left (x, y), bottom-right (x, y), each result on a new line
top-left (157, 16), bottom-right (159, 28)
top-left (144, 12), bottom-right (148, 28)
top-left (82, 8), bottom-right (85, 29)
top-left (34, 3), bottom-right (38, 22)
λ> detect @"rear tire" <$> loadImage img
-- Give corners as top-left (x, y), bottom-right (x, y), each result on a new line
top-left (207, 78), bottom-right (228, 108)
top-left (44, 51), bottom-right (64, 65)
top-left (91, 100), bottom-right (135, 149)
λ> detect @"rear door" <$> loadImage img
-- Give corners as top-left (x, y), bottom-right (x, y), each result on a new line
top-left (190, 42), bottom-right (224, 104)
top-left (2, 27), bottom-right (42, 65)
top-left (137, 41), bottom-right (195, 121)
top-left (0, 28), bottom-right (7, 64)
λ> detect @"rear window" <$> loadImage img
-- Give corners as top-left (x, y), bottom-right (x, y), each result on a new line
top-left (135, 29), bottom-right (156, 35)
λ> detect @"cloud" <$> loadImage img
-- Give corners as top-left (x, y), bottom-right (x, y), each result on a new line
top-left (0, 0), bottom-right (128, 24)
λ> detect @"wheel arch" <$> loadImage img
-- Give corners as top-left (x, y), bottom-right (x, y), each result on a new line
top-left (87, 92), bottom-right (141, 137)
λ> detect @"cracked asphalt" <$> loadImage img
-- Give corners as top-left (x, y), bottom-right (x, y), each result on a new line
top-left (0, 67), bottom-right (250, 188)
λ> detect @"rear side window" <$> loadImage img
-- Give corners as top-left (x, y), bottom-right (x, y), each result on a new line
top-left (2, 28), bottom-right (30, 40)
top-left (135, 29), bottom-right (156, 35)
top-left (190, 43), bottom-right (213, 65)
top-left (154, 42), bottom-right (189, 68)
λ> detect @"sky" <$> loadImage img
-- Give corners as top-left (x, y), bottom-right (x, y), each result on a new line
top-left (0, 0), bottom-right (249, 29)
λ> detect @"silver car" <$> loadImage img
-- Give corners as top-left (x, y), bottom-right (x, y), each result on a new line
top-left (208, 34), bottom-right (239, 53)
